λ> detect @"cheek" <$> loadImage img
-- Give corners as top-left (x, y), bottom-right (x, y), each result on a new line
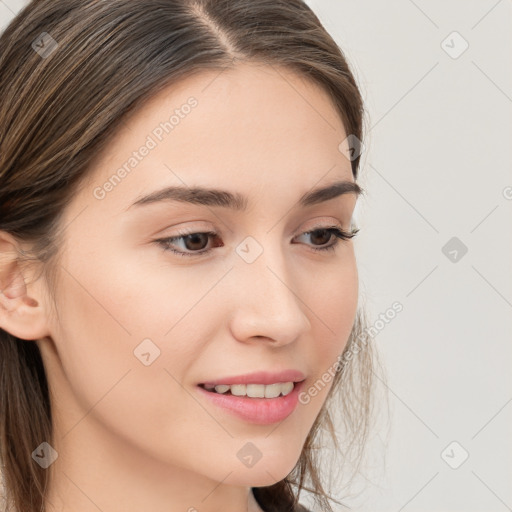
top-left (297, 258), bottom-right (358, 413)
top-left (50, 263), bottom-right (223, 474)
top-left (50, 245), bottom-right (206, 447)
top-left (309, 254), bottom-right (358, 344)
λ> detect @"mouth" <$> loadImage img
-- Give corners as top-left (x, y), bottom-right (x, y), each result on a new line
top-left (196, 379), bottom-right (306, 425)
top-left (197, 379), bottom-right (305, 398)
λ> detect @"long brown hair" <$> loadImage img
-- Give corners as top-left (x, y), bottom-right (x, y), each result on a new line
top-left (0, 1), bottom-right (379, 511)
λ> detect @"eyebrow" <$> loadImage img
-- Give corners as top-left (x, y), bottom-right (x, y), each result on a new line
top-left (127, 180), bottom-right (362, 211)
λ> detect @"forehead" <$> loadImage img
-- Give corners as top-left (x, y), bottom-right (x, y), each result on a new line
top-left (78, 61), bottom-right (354, 216)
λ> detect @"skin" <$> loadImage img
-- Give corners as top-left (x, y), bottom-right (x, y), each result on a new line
top-left (0, 61), bottom-right (359, 512)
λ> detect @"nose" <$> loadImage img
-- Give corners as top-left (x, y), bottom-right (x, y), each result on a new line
top-left (227, 243), bottom-right (311, 346)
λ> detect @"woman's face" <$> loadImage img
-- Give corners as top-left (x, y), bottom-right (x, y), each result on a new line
top-left (37, 61), bottom-right (359, 501)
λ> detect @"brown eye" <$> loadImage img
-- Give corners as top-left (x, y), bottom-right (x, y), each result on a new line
top-left (294, 226), bottom-right (359, 254)
top-left (181, 233), bottom-right (210, 251)
top-left (155, 230), bottom-right (220, 257)
top-left (308, 228), bottom-right (333, 246)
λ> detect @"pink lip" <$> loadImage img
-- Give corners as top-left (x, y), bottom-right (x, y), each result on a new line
top-left (199, 369), bottom-right (306, 387)
top-left (196, 380), bottom-right (305, 425)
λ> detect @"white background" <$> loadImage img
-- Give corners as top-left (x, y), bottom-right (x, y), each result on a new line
top-left (1, 1), bottom-right (511, 511)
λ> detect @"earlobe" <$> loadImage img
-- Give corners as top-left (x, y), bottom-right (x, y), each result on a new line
top-left (0, 234), bottom-right (49, 341)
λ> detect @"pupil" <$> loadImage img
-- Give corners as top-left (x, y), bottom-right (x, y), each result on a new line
top-left (312, 229), bottom-right (330, 245)
top-left (185, 233), bottom-right (208, 251)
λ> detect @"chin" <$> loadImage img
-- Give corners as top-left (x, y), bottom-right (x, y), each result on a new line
top-left (227, 457), bottom-right (300, 487)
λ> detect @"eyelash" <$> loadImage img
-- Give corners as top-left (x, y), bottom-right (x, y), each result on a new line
top-left (154, 225), bottom-right (360, 258)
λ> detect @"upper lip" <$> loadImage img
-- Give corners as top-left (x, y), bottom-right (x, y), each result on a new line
top-left (199, 369), bottom-right (306, 387)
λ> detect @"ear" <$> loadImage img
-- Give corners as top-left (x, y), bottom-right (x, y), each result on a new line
top-left (0, 232), bottom-right (51, 341)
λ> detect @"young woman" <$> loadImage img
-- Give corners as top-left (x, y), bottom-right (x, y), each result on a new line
top-left (0, 1), bottom-right (377, 511)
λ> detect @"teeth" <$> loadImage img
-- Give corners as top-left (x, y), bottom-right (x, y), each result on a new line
top-left (212, 384), bottom-right (229, 393)
top-left (205, 381), bottom-right (295, 398)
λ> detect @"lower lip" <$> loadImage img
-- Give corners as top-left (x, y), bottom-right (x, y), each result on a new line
top-left (196, 381), bottom-right (305, 425)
